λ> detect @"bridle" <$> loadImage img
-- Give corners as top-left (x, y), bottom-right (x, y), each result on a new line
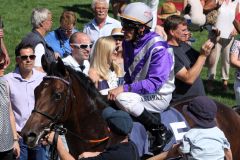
top-left (32, 75), bottom-right (71, 123)
top-left (31, 75), bottom-right (109, 157)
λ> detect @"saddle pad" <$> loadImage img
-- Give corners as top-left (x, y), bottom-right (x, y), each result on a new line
top-left (130, 107), bottom-right (190, 156)
top-left (161, 107), bottom-right (190, 151)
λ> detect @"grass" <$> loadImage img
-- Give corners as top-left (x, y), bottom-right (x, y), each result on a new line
top-left (0, 0), bottom-right (236, 106)
top-left (192, 30), bottom-right (236, 107)
top-left (0, 0), bottom-right (94, 72)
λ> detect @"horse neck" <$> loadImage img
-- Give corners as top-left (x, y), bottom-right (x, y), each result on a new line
top-left (61, 75), bottom-right (108, 158)
top-left (63, 74), bottom-right (109, 154)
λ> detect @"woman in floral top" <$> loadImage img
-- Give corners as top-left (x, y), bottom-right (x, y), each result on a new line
top-left (230, 39), bottom-right (240, 106)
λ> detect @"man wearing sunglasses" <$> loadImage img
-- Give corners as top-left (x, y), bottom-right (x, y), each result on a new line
top-left (107, 2), bottom-right (175, 154)
top-left (4, 43), bottom-right (47, 160)
top-left (62, 32), bottom-right (92, 75)
top-left (45, 11), bottom-right (78, 58)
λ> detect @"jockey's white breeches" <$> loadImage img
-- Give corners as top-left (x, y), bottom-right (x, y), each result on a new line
top-left (115, 92), bottom-right (172, 117)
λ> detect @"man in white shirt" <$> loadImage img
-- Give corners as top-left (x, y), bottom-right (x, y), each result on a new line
top-left (62, 32), bottom-right (91, 75)
top-left (83, 0), bottom-right (121, 43)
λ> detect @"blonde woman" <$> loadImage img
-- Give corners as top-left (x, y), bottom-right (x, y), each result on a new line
top-left (89, 36), bottom-right (123, 95)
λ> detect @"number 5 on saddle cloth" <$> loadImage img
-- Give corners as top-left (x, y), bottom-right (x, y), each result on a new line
top-left (129, 107), bottom-right (190, 156)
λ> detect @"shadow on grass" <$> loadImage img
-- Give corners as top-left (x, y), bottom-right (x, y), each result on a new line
top-left (203, 79), bottom-right (235, 100)
top-left (60, 4), bottom-right (114, 25)
top-left (60, 4), bottom-right (94, 25)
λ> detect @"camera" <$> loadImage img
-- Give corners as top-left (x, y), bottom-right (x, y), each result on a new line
top-left (210, 27), bottom-right (220, 44)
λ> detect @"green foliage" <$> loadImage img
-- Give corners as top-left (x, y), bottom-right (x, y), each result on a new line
top-left (0, 0), bottom-right (236, 106)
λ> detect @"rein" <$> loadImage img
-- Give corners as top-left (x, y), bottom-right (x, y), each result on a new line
top-left (50, 124), bottom-right (109, 144)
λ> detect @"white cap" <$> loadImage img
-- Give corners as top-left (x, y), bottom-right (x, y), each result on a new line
top-left (120, 2), bottom-right (153, 28)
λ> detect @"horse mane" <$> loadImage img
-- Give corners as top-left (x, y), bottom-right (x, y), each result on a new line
top-left (48, 63), bottom-right (109, 110)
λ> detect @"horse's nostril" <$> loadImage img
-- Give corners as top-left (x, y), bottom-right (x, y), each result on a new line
top-left (26, 132), bottom-right (37, 143)
top-left (24, 132), bottom-right (38, 148)
top-left (28, 132), bottom-right (37, 138)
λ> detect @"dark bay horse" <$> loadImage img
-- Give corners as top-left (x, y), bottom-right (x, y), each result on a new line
top-left (21, 57), bottom-right (110, 159)
top-left (21, 58), bottom-right (240, 160)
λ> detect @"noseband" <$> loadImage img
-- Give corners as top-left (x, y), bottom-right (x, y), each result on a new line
top-left (32, 75), bottom-right (71, 122)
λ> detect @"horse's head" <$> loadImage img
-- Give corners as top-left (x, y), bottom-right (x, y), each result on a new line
top-left (21, 56), bottom-right (72, 147)
top-left (22, 56), bottom-right (109, 156)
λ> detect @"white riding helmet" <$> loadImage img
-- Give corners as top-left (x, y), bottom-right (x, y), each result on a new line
top-left (120, 2), bottom-right (153, 28)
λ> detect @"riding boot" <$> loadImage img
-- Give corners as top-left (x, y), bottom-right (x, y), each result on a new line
top-left (137, 109), bottom-right (173, 154)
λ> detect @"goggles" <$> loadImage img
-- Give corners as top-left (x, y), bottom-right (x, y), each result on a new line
top-left (120, 17), bottom-right (153, 29)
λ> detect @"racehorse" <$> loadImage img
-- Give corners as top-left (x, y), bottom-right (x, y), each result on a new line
top-left (21, 57), bottom-right (110, 159)
top-left (21, 57), bottom-right (240, 160)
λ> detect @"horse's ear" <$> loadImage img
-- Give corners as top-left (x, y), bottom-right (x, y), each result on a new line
top-left (56, 57), bottom-right (68, 77)
top-left (41, 54), bottom-right (51, 74)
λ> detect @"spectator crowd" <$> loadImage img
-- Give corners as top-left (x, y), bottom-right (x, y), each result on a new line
top-left (0, 0), bottom-right (239, 159)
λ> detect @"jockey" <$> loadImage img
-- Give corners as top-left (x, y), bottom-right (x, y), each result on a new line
top-left (107, 2), bottom-right (175, 153)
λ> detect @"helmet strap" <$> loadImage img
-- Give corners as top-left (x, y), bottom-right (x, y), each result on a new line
top-left (144, 17), bottom-right (153, 27)
top-left (132, 25), bottom-right (150, 44)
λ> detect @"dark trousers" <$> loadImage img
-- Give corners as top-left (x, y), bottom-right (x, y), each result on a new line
top-left (0, 149), bottom-right (14, 160)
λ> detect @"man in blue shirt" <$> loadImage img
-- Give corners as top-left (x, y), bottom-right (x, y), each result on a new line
top-left (83, 0), bottom-right (121, 43)
top-left (45, 11), bottom-right (78, 57)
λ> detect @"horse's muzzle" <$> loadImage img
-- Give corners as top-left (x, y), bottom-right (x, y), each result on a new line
top-left (22, 132), bottom-right (39, 148)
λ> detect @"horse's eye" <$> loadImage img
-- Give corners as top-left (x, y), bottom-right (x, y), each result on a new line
top-left (54, 92), bottom-right (62, 101)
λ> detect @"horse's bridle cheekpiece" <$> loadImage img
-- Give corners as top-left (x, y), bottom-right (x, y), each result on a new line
top-left (32, 76), bottom-right (71, 122)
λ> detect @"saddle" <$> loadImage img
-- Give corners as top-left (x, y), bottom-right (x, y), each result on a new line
top-left (130, 107), bottom-right (190, 157)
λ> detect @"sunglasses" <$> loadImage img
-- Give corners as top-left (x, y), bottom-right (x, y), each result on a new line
top-left (121, 18), bottom-right (139, 29)
top-left (71, 43), bottom-right (93, 49)
top-left (121, 22), bottom-right (138, 29)
top-left (18, 55), bottom-right (36, 61)
top-left (112, 35), bottom-right (124, 41)
top-left (60, 28), bottom-right (73, 33)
